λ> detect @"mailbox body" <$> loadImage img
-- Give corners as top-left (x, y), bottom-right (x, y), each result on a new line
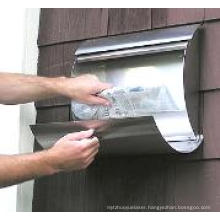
top-left (31, 24), bottom-right (203, 155)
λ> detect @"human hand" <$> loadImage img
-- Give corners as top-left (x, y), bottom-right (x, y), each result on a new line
top-left (57, 74), bottom-right (112, 105)
top-left (46, 129), bottom-right (99, 172)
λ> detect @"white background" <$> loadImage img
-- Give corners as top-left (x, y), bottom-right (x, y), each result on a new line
top-left (0, 8), bottom-right (39, 212)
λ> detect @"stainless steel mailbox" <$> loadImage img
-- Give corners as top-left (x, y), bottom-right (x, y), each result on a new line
top-left (31, 24), bottom-right (203, 156)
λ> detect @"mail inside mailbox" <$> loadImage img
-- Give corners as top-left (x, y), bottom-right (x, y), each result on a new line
top-left (71, 51), bottom-right (185, 120)
top-left (72, 86), bottom-right (179, 120)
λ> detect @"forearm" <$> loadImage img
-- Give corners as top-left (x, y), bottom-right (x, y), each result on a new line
top-left (0, 73), bottom-right (65, 104)
top-left (0, 72), bottom-right (112, 105)
top-left (0, 151), bottom-right (56, 188)
top-left (0, 130), bottom-right (100, 188)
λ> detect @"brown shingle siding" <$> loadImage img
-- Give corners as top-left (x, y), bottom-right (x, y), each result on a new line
top-left (205, 8), bottom-right (220, 21)
top-left (152, 8), bottom-right (204, 29)
top-left (166, 8), bottom-right (204, 26)
top-left (202, 91), bottom-right (220, 158)
top-left (174, 160), bottom-right (220, 211)
top-left (38, 8), bottom-right (108, 46)
top-left (36, 106), bottom-right (70, 123)
top-left (201, 22), bottom-right (220, 90)
top-left (151, 8), bottom-right (167, 28)
top-left (107, 8), bottom-right (151, 35)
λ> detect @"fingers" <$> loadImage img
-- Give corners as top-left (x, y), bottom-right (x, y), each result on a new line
top-left (84, 143), bottom-right (99, 156)
top-left (88, 95), bottom-right (111, 106)
top-left (80, 136), bottom-right (99, 149)
top-left (85, 148), bottom-right (99, 162)
top-left (80, 139), bottom-right (99, 169)
top-left (90, 82), bottom-right (112, 106)
top-left (64, 129), bottom-right (94, 141)
top-left (84, 156), bottom-right (96, 168)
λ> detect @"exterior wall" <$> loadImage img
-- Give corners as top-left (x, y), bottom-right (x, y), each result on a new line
top-left (17, 8), bottom-right (40, 212)
top-left (33, 8), bottom-right (220, 211)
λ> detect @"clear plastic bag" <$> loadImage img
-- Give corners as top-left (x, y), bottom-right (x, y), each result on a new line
top-left (71, 86), bottom-right (179, 120)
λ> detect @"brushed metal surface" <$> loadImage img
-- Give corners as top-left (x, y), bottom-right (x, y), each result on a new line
top-left (31, 116), bottom-right (176, 156)
top-left (76, 42), bottom-right (188, 63)
top-left (75, 24), bottom-right (200, 56)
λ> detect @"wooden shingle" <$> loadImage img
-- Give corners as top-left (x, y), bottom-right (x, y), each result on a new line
top-left (205, 9), bottom-right (220, 21)
top-left (201, 22), bottom-right (220, 90)
top-left (38, 9), bottom-right (108, 46)
top-left (152, 8), bottom-right (204, 28)
top-left (108, 8), bottom-right (151, 35)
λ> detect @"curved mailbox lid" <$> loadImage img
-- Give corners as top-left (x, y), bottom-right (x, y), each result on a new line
top-left (31, 116), bottom-right (177, 156)
top-left (75, 24), bottom-right (199, 58)
top-left (70, 24), bottom-right (203, 154)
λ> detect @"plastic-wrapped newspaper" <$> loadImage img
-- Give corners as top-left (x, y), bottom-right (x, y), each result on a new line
top-left (71, 86), bottom-right (179, 120)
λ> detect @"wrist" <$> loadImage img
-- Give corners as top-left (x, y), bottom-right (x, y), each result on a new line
top-left (50, 76), bottom-right (71, 97)
top-left (34, 150), bottom-right (60, 176)
top-left (41, 76), bottom-right (68, 97)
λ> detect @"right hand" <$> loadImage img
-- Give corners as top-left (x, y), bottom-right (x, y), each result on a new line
top-left (46, 129), bottom-right (99, 172)
top-left (56, 74), bottom-right (112, 105)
